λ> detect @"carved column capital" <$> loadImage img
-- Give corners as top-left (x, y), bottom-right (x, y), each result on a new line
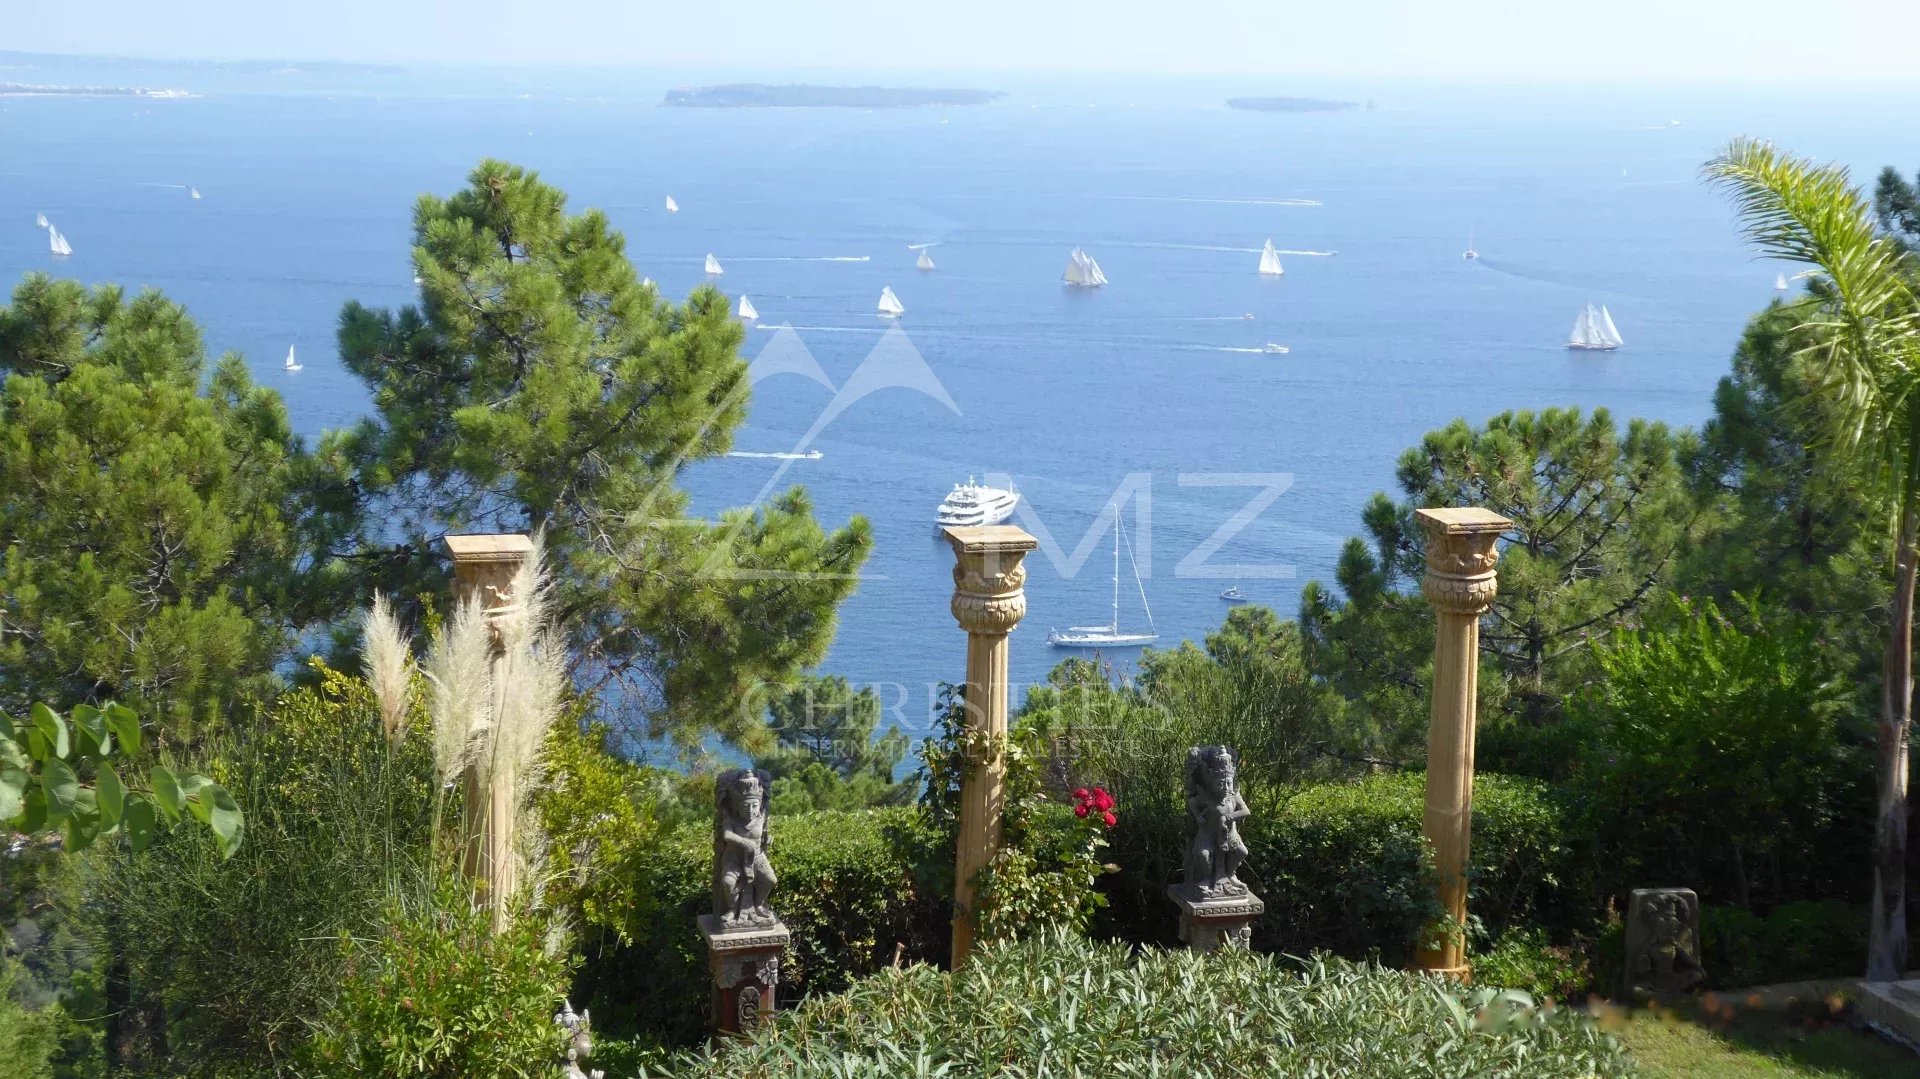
top-left (1414, 508), bottom-right (1512, 616)
top-left (945, 526), bottom-right (1039, 637)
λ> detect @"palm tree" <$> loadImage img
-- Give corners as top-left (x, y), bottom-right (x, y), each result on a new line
top-left (1706, 138), bottom-right (1920, 981)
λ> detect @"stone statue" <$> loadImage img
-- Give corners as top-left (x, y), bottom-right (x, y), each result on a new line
top-left (552, 1000), bottom-right (604, 1079)
top-left (1181, 745), bottom-right (1251, 899)
top-left (712, 768), bottom-right (777, 928)
top-left (1624, 888), bottom-right (1704, 1001)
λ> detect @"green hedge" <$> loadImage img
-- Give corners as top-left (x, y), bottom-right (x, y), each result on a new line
top-left (576, 806), bottom-right (945, 1046)
top-left (641, 933), bottom-right (1631, 1079)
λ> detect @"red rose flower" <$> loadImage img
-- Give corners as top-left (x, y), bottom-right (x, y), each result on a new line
top-left (1092, 788), bottom-right (1115, 811)
top-left (1075, 803), bottom-right (1091, 818)
top-left (1102, 810), bottom-right (1118, 828)
top-left (1072, 788), bottom-right (1090, 801)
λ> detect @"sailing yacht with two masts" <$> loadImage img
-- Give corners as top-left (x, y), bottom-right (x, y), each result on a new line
top-left (1258, 238), bottom-right (1285, 276)
top-left (704, 253), bottom-right (724, 275)
top-left (1567, 303), bottom-right (1624, 351)
top-left (47, 227), bottom-right (71, 257)
top-left (1049, 512), bottom-right (1157, 648)
top-left (1063, 247), bottom-right (1108, 288)
top-left (877, 287), bottom-right (905, 318)
top-left (737, 295), bottom-right (759, 321)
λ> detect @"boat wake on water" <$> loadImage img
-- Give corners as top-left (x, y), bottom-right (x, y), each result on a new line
top-left (1092, 195), bottom-right (1323, 207)
top-left (755, 324), bottom-right (888, 333)
top-left (727, 449), bottom-right (824, 460)
top-left (721, 255), bottom-right (872, 262)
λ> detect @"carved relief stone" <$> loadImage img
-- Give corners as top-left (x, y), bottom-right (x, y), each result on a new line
top-left (944, 526), bottom-right (1039, 637)
top-left (1625, 888), bottom-right (1704, 1001)
top-left (1169, 745), bottom-right (1264, 952)
top-left (1413, 508), bottom-right (1512, 616)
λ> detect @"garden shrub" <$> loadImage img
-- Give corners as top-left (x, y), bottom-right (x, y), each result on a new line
top-left (643, 932), bottom-right (1632, 1079)
top-left (1252, 772), bottom-right (1581, 963)
top-left (1698, 900), bottom-right (1867, 988)
top-left (1472, 927), bottom-right (1593, 1001)
top-left (573, 805), bottom-right (946, 1047)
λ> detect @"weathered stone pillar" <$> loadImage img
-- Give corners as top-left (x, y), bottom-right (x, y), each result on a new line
top-left (442, 533), bottom-right (533, 928)
top-left (943, 524), bottom-right (1038, 968)
top-left (1412, 507), bottom-right (1511, 981)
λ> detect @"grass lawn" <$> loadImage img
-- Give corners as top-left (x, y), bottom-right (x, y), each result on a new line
top-left (1608, 999), bottom-right (1920, 1078)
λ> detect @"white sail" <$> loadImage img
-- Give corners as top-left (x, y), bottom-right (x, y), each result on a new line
top-left (1569, 305), bottom-right (1598, 348)
top-left (665, 195), bottom-right (679, 213)
top-left (877, 286), bottom-right (905, 317)
top-left (1774, 273), bottom-right (1789, 291)
top-left (916, 249), bottom-right (935, 271)
top-left (1064, 247), bottom-right (1107, 287)
top-left (284, 346), bottom-right (301, 371)
top-left (1463, 230), bottom-right (1479, 260)
top-left (48, 228), bottom-right (71, 256)
top-left (1085, 253), bottom-right (1109, 286)
top-left (1258, 238), bottom-right (1284, 276)
top-left (1048, 511), bottom-right (1156, 648)
top-left (1598, 305), bottom-right (1624, 347)
top-left (641, 277), bottom-right (654, 289)
top-left (34, 213), bottom-right (47, 229)
top-left (189, 187), bottom-right (201, 200)
top-left (704, 253), bottom-right (723, 275)
top-left (737, 295), bottom-right (758, 320)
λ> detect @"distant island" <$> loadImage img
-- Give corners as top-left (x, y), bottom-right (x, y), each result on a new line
top-left (0, 82), bottom-right (191, 98)
top-left (663, 84), bottom-right (1005, 109)
top-left (1226, 96), bottom-right (1360, 113)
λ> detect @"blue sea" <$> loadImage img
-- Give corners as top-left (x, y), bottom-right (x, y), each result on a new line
top-left (4, 58), bottom-right (1916, 738)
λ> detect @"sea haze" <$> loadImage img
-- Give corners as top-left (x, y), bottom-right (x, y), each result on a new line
top-left (3, 60), bottom-right (1914, 739)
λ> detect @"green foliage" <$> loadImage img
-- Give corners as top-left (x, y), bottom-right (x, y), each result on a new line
top-left (0, 275), bottom-right (346, 731)
top-left (0, 701), bottom-right (235, 857)
top-left (1473, 928), bottom-right (1594, 1002)
top-left (1697, 900), bottom-right (1867, 989)
top-left (644, 933), bottom-right (1632, 1079)
top-left (88, 664), bottom-right (430, 1073)
top-left (301, 877), bottom-right (573, 1079)
top-left (1568, 596), bottom-right (1859, 908)
top-left (1301, 407), bottom-right (1696, 768)
top-left (0, 954), bottom-right (58, 1079)
top-left (538, 720), bottom-right (670, 947)
top-left (574, 805), bottom-right (943, 1047)
top-left (333, 159), bottom-right (871, 749)
top-left (752, 675), bottom-right (911, 812)
top-left (1257, 772), bottom-right (1581, 962)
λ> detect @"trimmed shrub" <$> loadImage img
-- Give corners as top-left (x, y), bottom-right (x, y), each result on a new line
top-left (1473, 927), bottom-right (1594, 1001)
top-left (642, 933), bottom-right (1632, 1078)
top-left (574, 806), bottom-right (946, 1046)
top-left (1699, 900), bottom-right (1867, 989)
top-left (1250, 772), bottom-right (1582, 963)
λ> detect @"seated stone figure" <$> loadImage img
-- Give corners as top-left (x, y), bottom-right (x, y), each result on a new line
top-left (1625, 888), bottom-right (1704, 1001)
top-left (711, 768), bottom-right (778, 928)
top-left (1181, 745), bottom-right (1251, 899)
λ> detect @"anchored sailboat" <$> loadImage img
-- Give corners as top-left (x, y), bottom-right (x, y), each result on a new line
top-left (737, 295), bottom-right (758, 321)
top-left (189, 187), bottom-right (201, 200)
top-left (665, 195), bottom-right (679, 213)
top-left (1049, 512), bottom-right (1157, 648)
top-left (1258, 238), bottom-right (1284, 276)
top-left (1463, 230), bottom-right (1479, 260)
top-left (1063, 247), bottom-right (1108, 288)
top-left (1774, 273), bottom-right (1789, 291)
top-left (1567, 303), bottom-right (1624, 351)
top-left (916, 249), bottom-right (935, 271)
top-left (48, 227), bottom-right (71, 257)
top-left (283, 346), bottom-right (302, 372)
top-left (34, 213), bottom-right (47, 229)
top-left (704, 253), bottom-right (724, 275)
top-left (877, 286), bottom-right (905, 317)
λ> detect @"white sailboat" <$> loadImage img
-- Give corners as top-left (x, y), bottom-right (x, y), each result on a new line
top-left (1063, 247), bottom-right (1109, 288)
top-left (916, 249), bottom-right (935, 271)
top-left (877, 286), bottom-right (905, 318)
top-left (1049, 512), bottom-right (1156, 648)
top-left (1258, 238), bottom-right (1285, 276)
top-left (189, 187), bottom-right (201, 200)
top-left (704, 253), bottom-right (724, 275)
top-left (665, 195), bottom-right (679, 213)
top-left (48, 227), bottom-right (71, 257)
top-left (34, 213), bottom-right (47, 229)
top-left (737, 295), bottom-right (759, 321)
top-left (283, 346), bottom-right (302, 372)
top-left (1463, 230), bottom-right (1479, 260)
top-left (641, 277), bottom-right (655, 289)
top-left (1774, 273), bottom-right (1789, 291)
top-left (1567, 303), bottom-right (1624, 351)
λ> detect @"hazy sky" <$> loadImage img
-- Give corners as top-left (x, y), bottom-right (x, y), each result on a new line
top-left (9, 0), bottom-right (1919, 82)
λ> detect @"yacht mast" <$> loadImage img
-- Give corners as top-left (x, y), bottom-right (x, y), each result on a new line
top-left (1110, 515), bottom-right (1121, 633)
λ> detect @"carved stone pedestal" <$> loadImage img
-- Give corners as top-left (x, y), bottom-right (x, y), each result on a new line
top-left (1624, 888), bottom-right (1703, 1002)
top-left (1168, 884), bottom-right (1265, 953)
top-left (698, 914), bottom-right (789, 1037)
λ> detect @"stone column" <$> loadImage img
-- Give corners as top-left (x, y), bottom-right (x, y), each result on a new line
top-left (943, 524), bottom-right (1039, 968)
top-left (441, 533), bottom-right (533, 928)
top-left (1411, 507), bottom-right (1511, 981)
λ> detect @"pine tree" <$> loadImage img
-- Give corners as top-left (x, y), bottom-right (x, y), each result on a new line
top-left (335, 160), bottom-right (871, 748)
top-left (0, 276), bottom-right (344, 732)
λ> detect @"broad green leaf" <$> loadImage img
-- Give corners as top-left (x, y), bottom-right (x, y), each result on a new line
top-left (151, 766), bottom-right (183, 823)
top-left (178, 773), bottom-right (212, 800)
top-left (30, 703), bottom-right (69, 760)
top-left (65, 789), bottom-right (99, 851)
top-left (203, 783), bottom-right (243, 858)
top-left (0, 765), bottom-right (27, 821)
top-left (20, 787), bottom-right (46, 834)
top-left (0, 736), bottom-right (27, 772)
top-left (103, 703), bottom-right (140, 755)
top-left (96, 763), bottom-right (125, 829)
top-left (123, 797), bottom-right (157, 852)
top-left (70, 704), bottom-right (108, 758)
top-left (40, 758), bottom-right (79, 823)
top-left (0, 712), bottom-right (14, 742)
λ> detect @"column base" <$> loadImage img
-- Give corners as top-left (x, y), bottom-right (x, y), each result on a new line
top-left (698, 914), bottom-right (789, 1037)
top-left (1168, 884), bottom-right (1265, 953)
